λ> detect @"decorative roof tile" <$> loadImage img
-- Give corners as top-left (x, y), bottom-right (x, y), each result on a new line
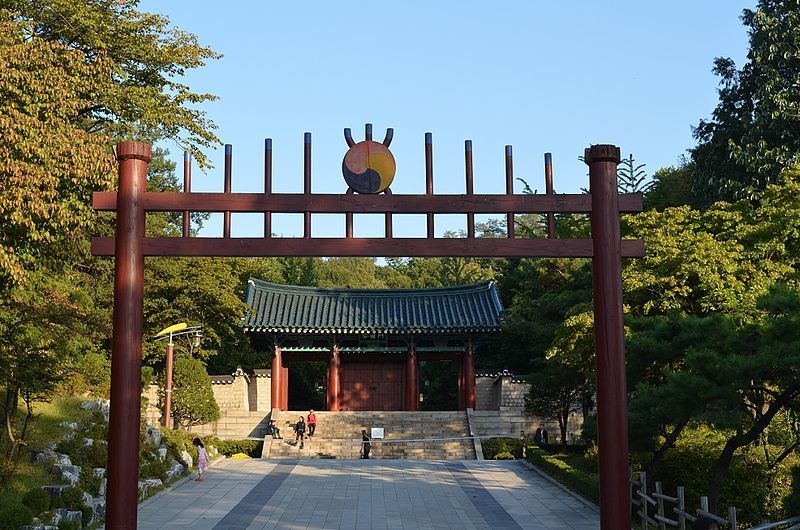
top-left (242, 278), bottom-right (503, 334)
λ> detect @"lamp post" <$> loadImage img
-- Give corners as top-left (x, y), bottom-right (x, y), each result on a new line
top-left (154, 323), bottom-right (202, 428)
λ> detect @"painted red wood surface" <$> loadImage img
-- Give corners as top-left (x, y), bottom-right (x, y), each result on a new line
top-left (340, 361), bottom-right (405, 411)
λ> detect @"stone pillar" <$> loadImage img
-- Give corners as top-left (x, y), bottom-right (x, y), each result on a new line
top-left (464, 338), bottom-right (476, 410)
top-left (327, 346), bottom-right (341, 411)
top-left (405, 343), bottom-right (418, 411)
top-left (271, 346), bottom-right (282, 411)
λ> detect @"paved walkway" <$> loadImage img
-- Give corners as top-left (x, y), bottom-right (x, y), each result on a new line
top-left (137, 459), bottom-right (599, 529)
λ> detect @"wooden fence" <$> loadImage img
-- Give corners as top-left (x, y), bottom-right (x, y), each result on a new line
top-left (631, 471), bottom-right (800, 529)
top-left (631, 470), bottom-right (736, 529)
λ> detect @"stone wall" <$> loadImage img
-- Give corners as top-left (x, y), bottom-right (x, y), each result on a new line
top-left (475, 371), bottom-right (529, 411)
top-left (468, 409), bottom-right (584, 446)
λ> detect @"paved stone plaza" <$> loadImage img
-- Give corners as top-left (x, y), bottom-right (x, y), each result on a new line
top-left (137, 459), bottom-right (599, 529)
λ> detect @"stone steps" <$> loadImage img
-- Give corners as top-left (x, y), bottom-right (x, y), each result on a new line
top-left (263, 411), bottom-right (475, 460)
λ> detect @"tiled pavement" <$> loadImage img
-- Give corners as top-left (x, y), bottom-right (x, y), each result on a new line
top-left (137, 459), bottom-right (600, 529)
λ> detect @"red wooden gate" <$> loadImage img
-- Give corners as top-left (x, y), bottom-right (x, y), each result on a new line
top-left (94, 128), bottom-right (642, 530)
top-left (340, 360), bottom-right (405, 411)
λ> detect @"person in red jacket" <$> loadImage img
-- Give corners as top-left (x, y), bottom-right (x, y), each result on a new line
top-left (307, 409), bottom-right (317, 437)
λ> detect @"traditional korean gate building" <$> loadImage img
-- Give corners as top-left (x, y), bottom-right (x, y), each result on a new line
top-left (242, 278), bottom-right (504, 412)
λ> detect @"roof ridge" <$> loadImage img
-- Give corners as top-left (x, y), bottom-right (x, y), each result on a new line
top-left (247, 277), bottom-right (495, 296)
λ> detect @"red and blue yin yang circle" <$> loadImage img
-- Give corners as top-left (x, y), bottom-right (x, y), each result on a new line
top-left (342, 141), bottom-right (396, 194)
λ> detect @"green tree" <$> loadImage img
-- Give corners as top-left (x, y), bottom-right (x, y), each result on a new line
top-left (617, 154), bottom-right (651, 194)
top-left (643, 163), bottom-right (698, 211)
top-left (691, 1), bottom-right (800, 203)
top-left (170, 356), bottom-right (219, 428)
top-left (524, 359), bottom-right (587, 450)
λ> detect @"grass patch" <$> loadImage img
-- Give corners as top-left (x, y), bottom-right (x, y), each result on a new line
top-left (525, 446), bottom-right (599, 505)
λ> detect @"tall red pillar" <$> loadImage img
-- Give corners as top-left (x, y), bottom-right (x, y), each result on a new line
top-left (405, 344), bottom-right (418, 411)
top-left (271, 346), bottom-right (282, 410)
top-left (457, 355), bottom-right (465, 411)
top-left (327, 346), bottom-right (341, 411)
top-left (586, 144), bottom-right (631, 530)
top-left (464, 338), bottom-right (476, 410)
top-left (281, 365), bottom-right (289, 410)
top-left (106, 141), bottom-right (150, 530)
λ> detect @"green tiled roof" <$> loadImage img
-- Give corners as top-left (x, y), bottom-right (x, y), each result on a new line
top-left (242, 278), bottom-right (503, 334)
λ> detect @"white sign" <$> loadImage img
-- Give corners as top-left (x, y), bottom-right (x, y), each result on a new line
top-left (371, 427), bottom-right (384, 439)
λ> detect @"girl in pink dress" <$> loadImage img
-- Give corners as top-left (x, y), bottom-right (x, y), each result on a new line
top-left (193, 438), bottom-right (209, 481)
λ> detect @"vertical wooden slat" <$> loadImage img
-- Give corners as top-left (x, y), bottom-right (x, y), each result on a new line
top-left (182, 150), bottom-right (191, 237)
top-left (425, 132), bottom-right (434, 238)
top-left (505, 145), bottom-right (514, 238)
top-left (304, 132), bottom-right (311, 239)
top-left (465, 140), bottom-right (475, 238)
top-left (223, 144), bottom-right (232, 238)
top-left (264, 138), bottom-right (272, 239)
top-left (545, 152), bottom-right (555, 238)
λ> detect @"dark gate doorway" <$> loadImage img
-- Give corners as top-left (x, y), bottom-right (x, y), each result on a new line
top-left (340, 359), bottom-right (404, 411)
top-left (419, 360), bottom-right (458, 411)
top-left (95, 129), bottom-right (642, 530)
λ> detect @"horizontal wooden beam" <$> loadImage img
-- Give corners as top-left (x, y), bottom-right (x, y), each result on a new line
top-left (92, 192), bottom-right (643, 214)
top-left (92, 237), bottom-right (645, 258)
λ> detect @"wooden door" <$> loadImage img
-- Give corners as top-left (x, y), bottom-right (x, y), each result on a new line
top-left (340, 360), bottom-right (404, 410)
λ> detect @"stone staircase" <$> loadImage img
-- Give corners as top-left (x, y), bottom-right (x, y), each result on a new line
top-left (262, 411), bottom-right (476, 460)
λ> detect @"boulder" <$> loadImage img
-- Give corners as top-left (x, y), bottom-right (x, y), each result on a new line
top-left (80, 398), bottom-right (111, 421)
top-left (92, 467), bottom-right (105, 479)
top-left (145, 425), bottom-right (162, 447)
top-left (58, 421), bottom-right (79, 430)
top-left (32, 448), bottom-right (56, 464)
top-left (53, 453), bottom-right (71, 465)
top-left (157, 447), bottom-right (168, 461)
top-left (166, 459), bottom-right (185, 480)
top-left (89, 497), bottom-right (106, 524)
top-left (179, 450), bottom-right (193, 468)
top-left (61, 470), bottom-right (80, 487)
top-left (99, 478), bottom-right (107, 498)
top-left (41, 484), bottom-right (70, 498)
top-left (53, 464), bottom-right (81, 478)
top-left (82, 438), bottom-right (94, 447)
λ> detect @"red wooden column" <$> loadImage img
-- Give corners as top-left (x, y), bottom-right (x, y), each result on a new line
top-left (106, 141), bottom-right (150, 530)
top-left (271, 346), bottom-right (282, 410)
top-left (405, 343), bottom-right (418, 411)
top-left (586, 144), bottom-right (631, 530)
top-left (327, 346), bottom-right (341, 411)
top-left (281, 365), bottom-right (289, 410)
top-left (464, 338), bottom-right (476, 410)
top-left (457, 355), bottom-right (465, 411)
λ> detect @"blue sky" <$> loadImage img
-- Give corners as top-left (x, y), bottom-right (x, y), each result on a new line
top-left (139, 1), bottom-right (753, 239)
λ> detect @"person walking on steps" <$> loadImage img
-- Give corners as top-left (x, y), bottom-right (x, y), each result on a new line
top-left (294, 416), bottom-right (306, 448)
top-left (193, 438), bottom-right (208, 481)
top-left (307, 409), bottom-right (317, 437)
top-left (361, 429), bottom-right (371, 459)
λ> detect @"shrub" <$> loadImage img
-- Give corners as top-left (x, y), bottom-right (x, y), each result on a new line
top-left (171, 357), bottom-right (220, 427)
top-left (214, 439), bottom-right (263, 458)
top-left (140, 455), bottom-right (169, 482)
top-left (61, 487), bottom-right (85, 511)
top-left (159, 429), bottom-right (195, 461)
top-left (0, 501), bottom-right (33, 530)
top-left (494, 451), bottom-right (516, 460)
top-left (49, 494), bottom-right (65, 510)
top-left (481, 438), bottom-right (520, 460)
top-left (81, 505), bottom-right (93, 527)
top-left (80, 466), bottom-right (102, 497)
top-left (22, 487), bottom-right (49, 516)
top-left (58, 521), bottom-right (80, 530)
top-left (526, 446), bottom-right (599, 504)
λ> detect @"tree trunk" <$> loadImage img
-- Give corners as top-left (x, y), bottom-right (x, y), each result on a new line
top-left (560, 411), bottom-right (569, 450)
top-left (644, 421), bottom-right (688, 479)
top-left (708, 386), bottom-right (799, 512)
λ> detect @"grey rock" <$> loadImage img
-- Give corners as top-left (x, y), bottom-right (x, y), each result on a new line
top-left (145, 425), bottom-right (162, 447)
top-left (166, 459), bottom-right (185, 480)
top-left (82, 491), bottom-right (93, 507)
top-left (20, 525), bottom-right (58, 530)
top-left (41, 484), bottom-right (70, 497)
top-left (59, 421), bottom-right (79, 430)
top-left (62, 431), bottom-right (75, 441)
top-left (54, 452), bottom-right (71, 465)
top-left (89, 497), bottom-right (106, 523)
top-left (99, 478), bottom-right (107, 498)
top-left (179, 450), bottom-right (192, 468)
top-left (82, 438), bottom-right (94, 447)
top-left (144, 478), bottom-right (163, 489)
top-left (54, 464), bottom-right (81, 478)
top-left (32, 449), bottom-right (56, 464)
top-left (92, 467), bottom-right (105, 478)
top-left (157, 447), bottom-right (168, 460)
top-left (62, 471), bottom-right (80, 486)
